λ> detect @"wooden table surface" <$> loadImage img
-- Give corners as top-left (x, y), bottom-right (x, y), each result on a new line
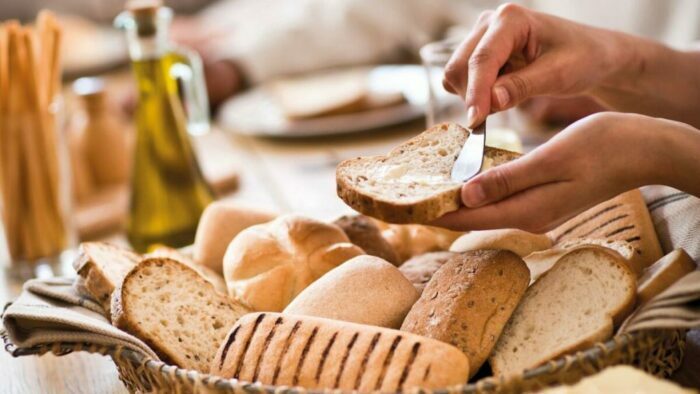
top-left (2, 116), bottom-right (699, 393)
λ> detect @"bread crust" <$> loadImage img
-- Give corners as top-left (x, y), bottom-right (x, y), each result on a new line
top-left (401, 250), bottom-right (530, 377)
top-left (211, 312), bottom-right (469, 391)
top-left (336, 123), bottom-right (521, 224)
top-left (449, 229), bottom-right (552, 257)
top-left (333, 215), bottom-right (400, 265)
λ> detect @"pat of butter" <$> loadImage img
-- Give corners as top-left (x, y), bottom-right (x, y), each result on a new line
top-left (375, 164), bottom-right (447, 185)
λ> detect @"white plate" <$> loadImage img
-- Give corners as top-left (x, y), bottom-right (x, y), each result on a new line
top-left (217, 65), bottom-right (434, 138)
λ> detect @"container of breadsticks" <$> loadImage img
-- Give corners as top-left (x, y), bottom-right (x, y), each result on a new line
top-left (0, 12), bottom-right (76, 275)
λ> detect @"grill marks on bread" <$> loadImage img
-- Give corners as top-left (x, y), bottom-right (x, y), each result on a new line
top-left (211, 313), bottom-right (468, 391)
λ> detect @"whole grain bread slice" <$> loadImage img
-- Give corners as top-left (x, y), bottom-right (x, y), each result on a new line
top-left (336, 122), bottom-right (521, 224)
top-left (489, 246), bottom-right (637, 377)
top-left (111, 257), bottom-right (251, 372)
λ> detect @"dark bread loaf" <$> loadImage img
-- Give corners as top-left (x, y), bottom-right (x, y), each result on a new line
top-left (401, 250), bottom-right (529, 376)
top-left (399, 251), bottom-right (457, 293)
top-left (333, 214), bottom-right (400, 265)
top-left (211, 312), bottom-right (469, 391)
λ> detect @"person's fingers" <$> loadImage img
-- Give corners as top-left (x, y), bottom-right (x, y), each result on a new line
top-left (464, 5), bottom-right (531, 127)
top-left (461, 148), bottom-right (566, 208)
top-left (442, 11), bottom-right (493, 97)
top-left (432, 179), bottom-right (588, 232)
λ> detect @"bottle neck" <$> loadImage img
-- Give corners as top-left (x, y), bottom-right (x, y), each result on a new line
top-left (116, 7), bottom-right (173, 61)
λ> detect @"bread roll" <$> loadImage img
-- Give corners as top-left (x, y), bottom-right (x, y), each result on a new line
top-left (638, 249), bottom-right (696, 305)
top-left (211, 312), bottom-right (469, 391)
top-left (450, 229), bottom-right (551, 257)
top-left (284, 255), bottom-right (418, 328)
top-left (223, 214), bottom-right (364, 312)
top-left (333, 215), bottom-right (399, 265)
top-left (399, 251), bottom-right (457, 293)
top-left (401, 250), bottom-right (529, 376)
top-left (193, 201), bottom-right (277, 274)
top-left (373, 221), bottom-right (462, 263)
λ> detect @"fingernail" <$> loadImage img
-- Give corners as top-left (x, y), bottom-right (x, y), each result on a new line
top-left (466, 105), bottom-right (479, 129)
top-left (494, 86), bottom-right (510, 108)
top-left (462, 182), bottom-right (486, 207)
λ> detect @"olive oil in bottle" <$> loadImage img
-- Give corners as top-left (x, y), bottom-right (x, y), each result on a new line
top-left (116, 2), bottom-right (213, 252)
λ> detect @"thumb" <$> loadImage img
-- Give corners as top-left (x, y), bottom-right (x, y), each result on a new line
top-left (461, 153), bottom-right (550, 208)
top-left (490, 57), bottom-right (563, 111)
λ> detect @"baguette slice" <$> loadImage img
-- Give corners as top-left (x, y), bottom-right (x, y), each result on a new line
top-left (72, 242), bottom-right (141, 314)
top-left (336, 122), bottom-right (520, 224)
top-left (211, 312), bottom-right (469, 391)
top-left (490, 247), bottom-right (637, 377)
top-left (112, 257), bottom-right (251, 372)
top-left (638, 249), bottom-right (696, 306)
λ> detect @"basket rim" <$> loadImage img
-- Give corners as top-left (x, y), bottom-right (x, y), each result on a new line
top-left (1, 320), bottom-right (682, 394)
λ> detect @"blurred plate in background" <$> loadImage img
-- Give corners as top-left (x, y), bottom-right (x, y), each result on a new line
top-left (218, 65), bottom-right (439, 138)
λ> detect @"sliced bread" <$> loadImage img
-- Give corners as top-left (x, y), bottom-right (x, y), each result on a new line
top-left (111, 257), bottom-right (251, 372)
top-left (490, 247), bottom-right (637, 377)
top-left (638, 249), bottom-right (696, 306)
top-left (336, 122), bottom-right (521, 224)
top-left (72, 242), bottom-right (141, 314)
top-left (450, 229), bottom-right (552, 257)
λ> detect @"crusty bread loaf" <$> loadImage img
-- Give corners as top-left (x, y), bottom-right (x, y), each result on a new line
top-left (223, 214), bottom-right (365, 312)
top-left (333, 215), bottom-right (399, 265)
top-left (524, 239), bottom-right (635, 283)
top-left (373, 221), bottom-right (463, 263)
top-left (336, 123), bottom-right (521, 224)
top-left (284, 255), bottom-right (418, 328)
top-left (399, 251), bottom-right (457, 293)
top-left (450, 229), bottom-right (551, 257)
top-left (548, 190), bottom-right (663, 276)
top-left (72, 242), bottom-right (141, 314)
top-left (193, 201), bottom-right (277, 274)
top-left (490, 247), bottom-right (637, 377)
top-left (145, 246), bottom-right (227, 294)
top-left (401, 250), bottom-right (529, 376)
top-left (539, 365), bottom-right (695, 394)
top-left (111, 258), bottom-right (251, 373)
top-left (638, 249), bottom-right (696, 306)
top-left (211, 312), bottom-right (469, 391)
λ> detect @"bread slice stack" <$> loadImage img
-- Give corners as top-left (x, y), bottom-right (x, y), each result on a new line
top-left (111, 257), bottom-right (251, 373)
top-left (336, 122), bottom-right (520, 224)
top-left (490, 247), bottom-right (637, 376)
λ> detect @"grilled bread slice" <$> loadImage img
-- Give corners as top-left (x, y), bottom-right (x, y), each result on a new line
top-left (111, 258), bottom-right (251, 372)
top-left (336, 122), bottom-right (520, 224)
top-left (490, 247), bottom-right (636, 377)
top-left (211, 312), bottom-right (469, 391)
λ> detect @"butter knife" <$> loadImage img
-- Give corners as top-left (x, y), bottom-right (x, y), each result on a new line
top-left (450, 120), bottom-right (486, 182)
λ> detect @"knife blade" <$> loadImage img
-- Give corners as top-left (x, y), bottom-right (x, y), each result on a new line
top-left (450, 120), bottom-right (486, 182)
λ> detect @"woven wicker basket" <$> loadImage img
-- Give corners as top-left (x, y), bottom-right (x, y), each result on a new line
top-left (2, 327), bottom-right (685, 394)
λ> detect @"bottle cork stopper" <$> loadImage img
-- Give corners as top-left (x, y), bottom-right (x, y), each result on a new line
top-left (125, 0), bottom-right (164, 37)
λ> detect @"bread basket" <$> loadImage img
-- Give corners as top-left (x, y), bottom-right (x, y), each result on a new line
top-left (2, 323), bottom-right (685, 394)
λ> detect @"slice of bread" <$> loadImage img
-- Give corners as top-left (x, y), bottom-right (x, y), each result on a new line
top-left (524, 239), bottom-right (635, 283)
top-left (111, 257), bottom-right (251, 372)
top-left (336, 123), bottom-right (521, 224)
top-left (548, 190), bottom-right (662, 276)
top-left (490, 247), bottom-right (637, 377)
top-left (450, 229), bottom-right (552, 257)
top-left (638, 249), bottom-right (696, 306)
top-left (72, 242), bottom-right (141, 314)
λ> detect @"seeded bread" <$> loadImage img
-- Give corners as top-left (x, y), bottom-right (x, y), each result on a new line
top-left (336, 122), bottom-right (521, 224)
top-left (638, 249), bottom-right (696, 306)
top-left (210, 312), bottom-right (469, 391)
top-left (548, 190), bottom-right (663, 276)
top-left (333, 215), bottom-right (400, 265)
top-left (284, 255), bottom-right (419, 328)
top-left (72, 242), bottom-right (141, 315)
top-left (399, 251), bottom-right (457, 293)
top-left (450, 229), bottom-right (552, 257)
top-left (111, 258), bottom-right (251, 372)
top-left (490, 247), bottom-right (637, 377)
top-left (401, 250), bottom-right (530, 376)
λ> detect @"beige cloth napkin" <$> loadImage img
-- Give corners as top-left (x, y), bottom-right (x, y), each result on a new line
top-left (2, 277), bottom-right (159, 360)
top-left (621, 271), bottom-right (700, 333)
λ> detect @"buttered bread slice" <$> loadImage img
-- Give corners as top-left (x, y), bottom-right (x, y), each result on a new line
top-left (336, 122), bottom-right (520, 224)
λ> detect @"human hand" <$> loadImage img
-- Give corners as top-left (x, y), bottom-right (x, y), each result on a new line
top-left (432, 112), bottom-right (690, 233)
top-left (519, 96), bottom-right (607, 126)
top-left (442, 3), bottom-right (629, 128)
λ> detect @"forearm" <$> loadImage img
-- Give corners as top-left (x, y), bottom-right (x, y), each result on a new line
top-left (649, 119), bottom-right (700, 198)
top-left (594, 34), bottom-right (700, 128)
